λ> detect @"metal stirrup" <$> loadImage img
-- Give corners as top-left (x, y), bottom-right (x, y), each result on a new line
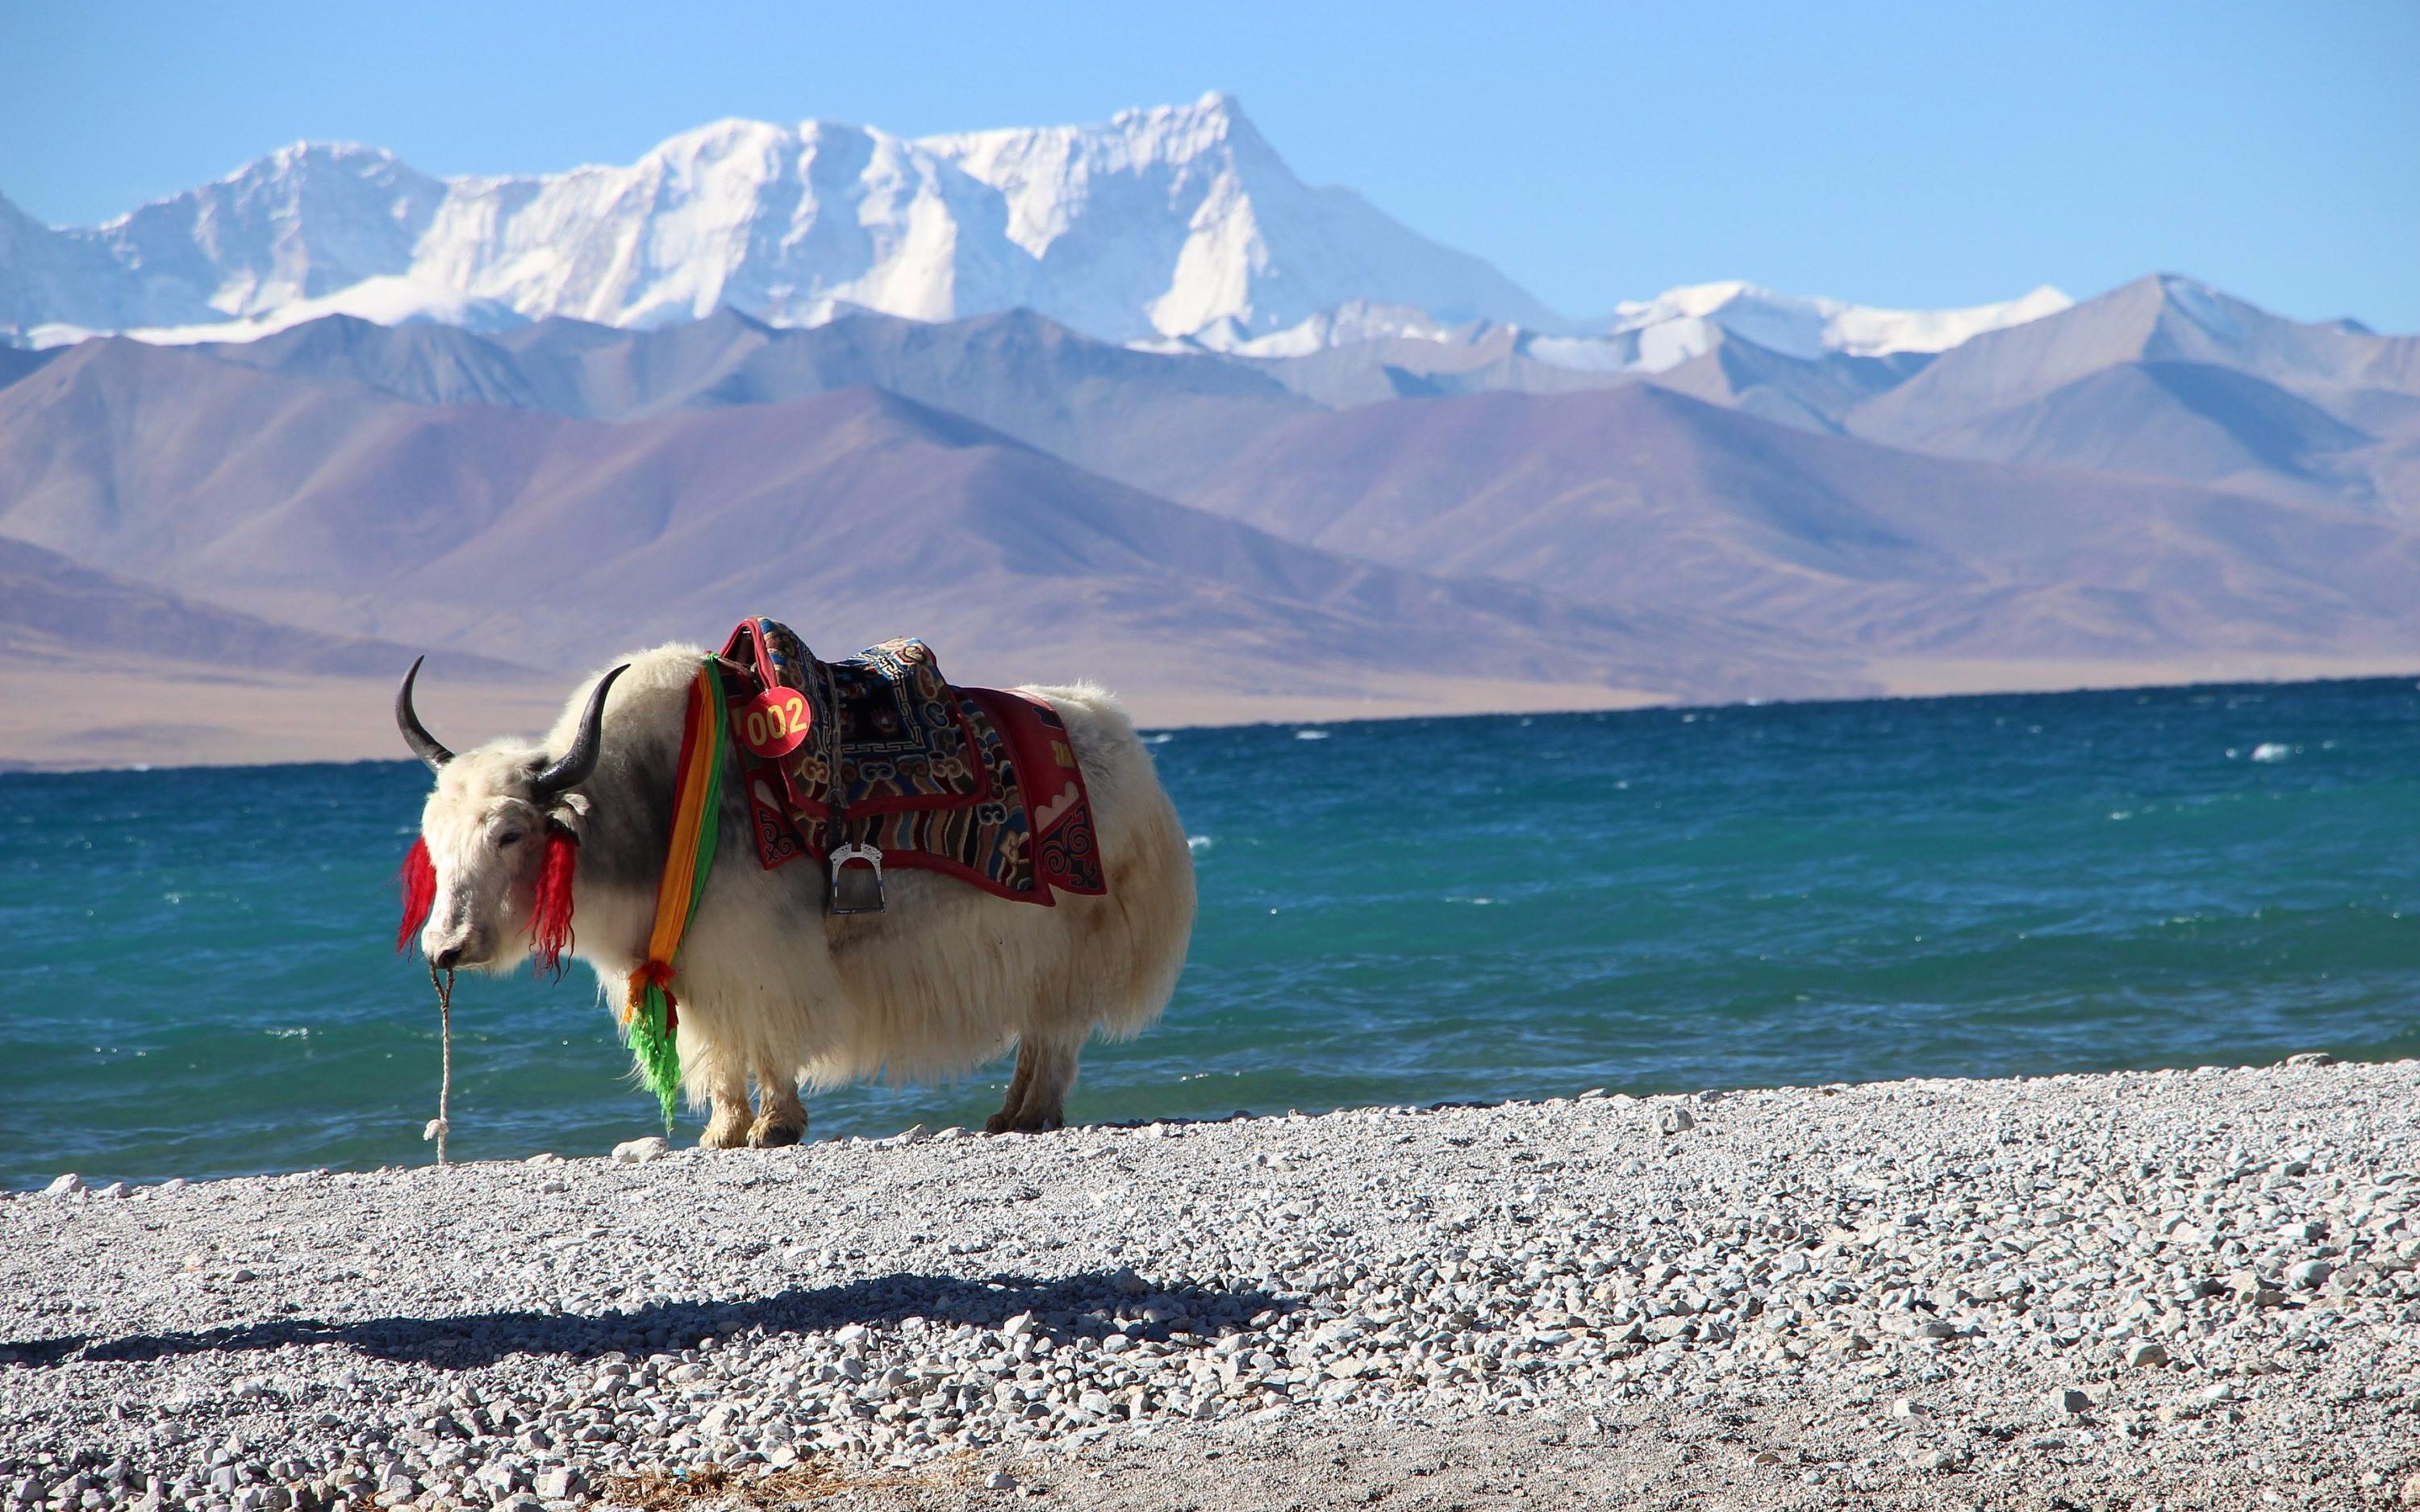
top-left (819, 655), bottom-right (886, 915)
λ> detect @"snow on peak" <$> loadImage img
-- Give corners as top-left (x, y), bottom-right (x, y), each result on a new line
top-left (1175, 300), bottom-right (1467, 358)
top-left (25, 275), bottom-right (529, 349)
top-left (1162, 281), bottom-right (2076, 374)
top-left (1604, 281), bottom-right (2073, 365)
top-left (2151, 273), bottom-right (2247, 342)
top-left (2, 95), bottom-right (1550, 347)
top-left (1, 102), bottom-right (2075, 363)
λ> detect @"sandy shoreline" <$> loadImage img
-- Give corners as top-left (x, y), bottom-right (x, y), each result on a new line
top-left (6, 1058), bottom-right (2418, 1510)
top-left (6, 654), bottom-right (2420, 772)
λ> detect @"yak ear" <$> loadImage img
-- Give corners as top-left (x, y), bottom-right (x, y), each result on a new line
top-left (549, 791), bottom-right (594, 834)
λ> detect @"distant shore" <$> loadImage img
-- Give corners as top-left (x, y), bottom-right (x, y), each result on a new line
top-left (6, 1057), bottom-right (2414, 1510)
top-left (6, 652), bottom-right (2420, 773)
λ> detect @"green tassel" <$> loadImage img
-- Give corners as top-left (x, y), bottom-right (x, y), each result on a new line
top-left (625, 985), bottom-right (682, 1133)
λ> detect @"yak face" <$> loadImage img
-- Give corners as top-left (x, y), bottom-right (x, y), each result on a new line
top-left (398, 657), bottom-right (624, 972)
top-left (416, 748), bottom-right (574, 971)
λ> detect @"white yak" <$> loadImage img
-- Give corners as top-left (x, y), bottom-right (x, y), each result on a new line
top-left (399, 642), bottom-right (1195, 1146)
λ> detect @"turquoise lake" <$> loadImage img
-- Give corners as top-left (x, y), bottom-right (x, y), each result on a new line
top-left (7, 677), bottom-right (2418, 1189)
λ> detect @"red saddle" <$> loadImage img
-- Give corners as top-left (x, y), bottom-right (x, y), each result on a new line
top-left (716, 617), bottom-right (1107, 908)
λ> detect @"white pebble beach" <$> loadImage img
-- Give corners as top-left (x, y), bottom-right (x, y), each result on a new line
top-left (6, 1057), bottom-right (2418, 1511)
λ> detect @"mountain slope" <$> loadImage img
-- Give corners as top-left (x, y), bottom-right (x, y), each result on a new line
top-left (198, 306), bottom-right (1319, 502)
top-left (1596, 281), bottom-right (2073, 367)
top-left (1165, 382), bottom-right (2420, 660)
top-left (1235, 320), bottom-right (1928, 433)
top-left (1882, 360), bottom-right (2381, 504)
top-left (1848, 276), bottom-right (2420, 506)
top-left (0, 190), bottom-right (136, 333)
top-left (0, 336), bottom-right (1840, 708)
top-left (0, 535), bottom-right (520, 677)
top-left (1642, 339), bottom-right (1928, 435)
top-left (0, 533), bottom-right (554, 769)
top-left (53, 301), bottom-right (2419, 673)
top-left (0, 341), bottom-right (56, 391)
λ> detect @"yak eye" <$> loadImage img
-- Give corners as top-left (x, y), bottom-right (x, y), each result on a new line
top-left (496, 830), bottom-right (527, 848)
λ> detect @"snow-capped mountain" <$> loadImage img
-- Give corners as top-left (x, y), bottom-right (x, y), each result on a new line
top-left (922, 102), bottom-right (1559, 340)
top-left (0, 143), bottom-right (453, 336)
top-left (0, 96), bottom-right (2089, 360)
top-left (1162, 281), bottom-right (2073, 377)
top-left (1592, 281), bottom-right (2075, 369)
top-left (0, 94), bottom-right (1559, 348)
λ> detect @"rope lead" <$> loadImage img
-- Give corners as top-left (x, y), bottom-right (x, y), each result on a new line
top-left (424, 962), bottom-right (454, 1165)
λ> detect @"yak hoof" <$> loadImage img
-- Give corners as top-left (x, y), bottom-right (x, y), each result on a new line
top-left (701, 1115), bottom-right (753, 1150)
top-left (749, 1119), bottom-right (805, 1148)
top-left (985, 1110), bottom-right (1066, 1135)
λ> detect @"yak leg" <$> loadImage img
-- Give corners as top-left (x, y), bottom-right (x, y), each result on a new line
top-left (986, 1031), bottom-right (1081, 1134)
top-left (749, 1068), bottom-right (807, 1148)
top-left (700, 1059), bottom-right (754, 1150)
top-left (985, 1043), bottom-right (1039, 1135)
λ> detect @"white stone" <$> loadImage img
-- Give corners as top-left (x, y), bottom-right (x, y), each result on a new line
top-left (612, 1137), bottom-right (670, 1164)
top-left (532, 1468), bottom-right (583, 1499)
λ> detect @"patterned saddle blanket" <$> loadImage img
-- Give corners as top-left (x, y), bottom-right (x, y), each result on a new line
top-left (716, 617), bottom-right (1106, 906)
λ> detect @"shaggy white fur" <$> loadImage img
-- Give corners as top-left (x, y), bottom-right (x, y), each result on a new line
top-left (413, 643), bottom-right (1197, 1145)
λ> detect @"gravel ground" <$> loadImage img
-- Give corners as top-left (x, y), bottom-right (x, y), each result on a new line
top-left (6, 1058), bottom-right (2419, 1511)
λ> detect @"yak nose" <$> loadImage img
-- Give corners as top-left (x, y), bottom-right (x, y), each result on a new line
top-left (432, 946), bottom-right (463, 971)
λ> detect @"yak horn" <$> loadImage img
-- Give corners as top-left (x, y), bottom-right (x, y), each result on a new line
top-left (530, 664), bottom-right (628, 802)
top-left (396, 656), bottom-right (454, 773)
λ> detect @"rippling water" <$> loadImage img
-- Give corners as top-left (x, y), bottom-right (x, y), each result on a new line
top-left (8, 677), bottom-right (2419, 1187)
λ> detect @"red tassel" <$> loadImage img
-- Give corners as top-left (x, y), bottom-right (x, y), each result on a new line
top-left (634, 959), bottom-right (679, 1030)
top-left (529, 827), bottom-right (579, 977)
top-left (398, 838), bottom-right (436, 955)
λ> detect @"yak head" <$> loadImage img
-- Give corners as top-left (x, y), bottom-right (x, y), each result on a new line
top-left (397, 658), bottom-right (626, 973)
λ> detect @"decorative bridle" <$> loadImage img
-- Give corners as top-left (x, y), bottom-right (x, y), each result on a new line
top-left (393, 656), bottom-right (616, 974)
top-left (394, 656), bottom-right (715, 1131)
top-left (394, 825), bottom-right (579, 971)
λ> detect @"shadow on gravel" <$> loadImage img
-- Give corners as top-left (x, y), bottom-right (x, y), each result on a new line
top-left (2, 1269), bottom-right (1294, 1371)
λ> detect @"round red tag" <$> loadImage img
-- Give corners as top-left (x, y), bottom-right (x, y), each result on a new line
top-left (736, 686), bottom-right (812, 759)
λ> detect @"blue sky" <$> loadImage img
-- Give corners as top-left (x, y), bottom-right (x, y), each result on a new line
top-left (4, 0), bottom-right (2414, 330)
